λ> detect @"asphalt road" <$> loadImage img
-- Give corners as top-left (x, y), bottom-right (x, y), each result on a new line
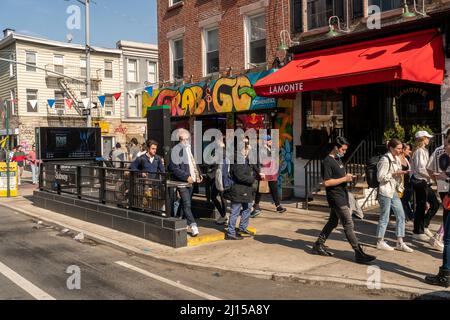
top-left (0, 206), bottom-right (404, 300)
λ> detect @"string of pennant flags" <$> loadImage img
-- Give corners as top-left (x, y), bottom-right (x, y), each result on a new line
top-left (46, 85), bottom-right (154, 109)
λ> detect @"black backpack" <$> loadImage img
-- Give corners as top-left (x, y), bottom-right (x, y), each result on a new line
top-left (365, 155), bottom-right (391, 189)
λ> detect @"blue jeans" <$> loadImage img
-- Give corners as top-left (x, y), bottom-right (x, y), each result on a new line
top-left (377, 193), bottom-right (405, 239)
top-left (177, 187), bottom-right (196, 227)
top-left (31, 164), bottom-right (39, 184)
top-left (227, 202), bottom-right (252, 237)
top-left (443, 211), bottom-right (450, 270)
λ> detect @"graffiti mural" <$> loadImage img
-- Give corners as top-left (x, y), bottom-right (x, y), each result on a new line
top-left (275, 99), bottom-right (294, 194)
top-left (142, 70), bottom-right (277, 117)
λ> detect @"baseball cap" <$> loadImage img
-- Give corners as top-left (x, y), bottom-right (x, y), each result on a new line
top-left (415, 130), bottom-right (433, 139)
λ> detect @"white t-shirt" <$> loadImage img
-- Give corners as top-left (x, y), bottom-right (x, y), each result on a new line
top-left (427, 145), bottom-right (450, 193)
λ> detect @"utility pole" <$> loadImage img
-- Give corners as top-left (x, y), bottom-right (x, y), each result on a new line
top-left (3, 100), bottom-right (11, 197)
top-left (85, 0), bottom-right (92, 127)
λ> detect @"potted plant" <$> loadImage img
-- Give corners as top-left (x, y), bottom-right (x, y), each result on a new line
top-left (383, 124), bottom-right (405, 143)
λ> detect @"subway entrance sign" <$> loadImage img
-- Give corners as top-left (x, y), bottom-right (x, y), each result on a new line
top-left (0, 162), bottom-right (18, 197)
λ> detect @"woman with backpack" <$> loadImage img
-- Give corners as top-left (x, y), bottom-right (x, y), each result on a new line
top-left (376, 138), bottom-right (413, 252)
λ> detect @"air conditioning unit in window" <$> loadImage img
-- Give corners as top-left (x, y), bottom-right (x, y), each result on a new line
top-left (56, 109), bottom-right (65, 116)
top-left (105, 111), bottom-right (112, 116)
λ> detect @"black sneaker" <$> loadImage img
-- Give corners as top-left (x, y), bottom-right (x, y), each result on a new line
top-left (276, 206), bottom-right (287, 213)
top-left (250, 208), bottom-right (262, 218)
top-left (238, 228), bottom-right (256, 237)
top-left (311, 243), bottom-right (333, 256)
top-left (225, 233), bottom-right (244, 240)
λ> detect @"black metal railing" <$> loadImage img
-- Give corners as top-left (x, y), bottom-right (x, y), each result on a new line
top-left (303, 127), bottom-right (343, 209)
top-left (344, 130), bottom-right (380, 183)
top-left (40, 162), bottom-right (171, 217)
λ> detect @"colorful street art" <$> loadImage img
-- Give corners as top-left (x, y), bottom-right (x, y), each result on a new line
top-left (275, 99), bottom-right (294, 195)
top-left (142, 70), bottom-right (277, 117)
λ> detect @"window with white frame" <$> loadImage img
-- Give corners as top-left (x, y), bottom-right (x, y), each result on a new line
top-left (369, 0), bottom-right (402, 11)
top-left (26, 51), bottom-right (36, 72)
top-left (128, 93), bottom-right (138, 118)
top-left (171, 38), bottom-right (183, 81)
top-left (26, 89), bottom-right (38, 113)
top-left (9, 53), bottom-right (15, 77)
top-left (204, 27), bottom-right (219, 75)
top-left (80, 58), bottom-right (87, 77)
top-left (127, 59), bottom-right (138, 82)
top-left (147, 61), bottom-right (157, 84)
top-left (104, 60), bottom-right (113, 79)
top-left (54, 91), bottom-right (66, 109)
top-left (105, 95), bottom-right (114, 116)
top-left (54, 55), bottom-right (64, 74)
top-left (169, 0), bottom-right (182, 6)
top-left (246, 14), bottom-right (266, 66)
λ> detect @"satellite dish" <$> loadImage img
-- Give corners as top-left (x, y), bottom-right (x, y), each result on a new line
top-left (66, 33), bottom-right (73, 43)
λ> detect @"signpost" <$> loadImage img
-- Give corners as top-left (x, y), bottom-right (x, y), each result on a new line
top-left (0, 99), bottom-right (15, 197)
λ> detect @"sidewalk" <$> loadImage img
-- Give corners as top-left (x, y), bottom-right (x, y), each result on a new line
top-left (2, 175), bottom-right (450, 299)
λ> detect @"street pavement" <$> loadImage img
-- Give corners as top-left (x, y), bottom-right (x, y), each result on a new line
top-left (1, 171), bottom-right (449, 299)
top-left (0, 206), bottom-right (402, 300)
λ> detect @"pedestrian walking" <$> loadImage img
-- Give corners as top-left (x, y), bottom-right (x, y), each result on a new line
top-left (252, 135), bottom-right (286, 217)
top-left (129, 140), bottom-right (165, 178)
top-left (410, 131), bottom-right (439, 241)
top-left (426, 129), bottom-right (450, 251)
top-left (168, 129), bottom-right (203, 237)
top-left (375, 138), bottom-right (413, 253)
top-left (128, 138), bottom-right (140, 162)
top-left (111, 143), bottom-right (126, 168)
top-left (311, 136), bottom-right (376, 264)
top-left (400, 143), bottom-right (414, 221)
top-left (224, 144), bottom-right (257, 240)
top-left (12, 145), bottom-right (26, 186)
top-left (26, 144), bottom-right (40, 185)
top-left (425, 135), bottom-right (450, 288)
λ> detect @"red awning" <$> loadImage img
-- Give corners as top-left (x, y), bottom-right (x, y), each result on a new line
top-left (254, 29), bottom-right (445, 97)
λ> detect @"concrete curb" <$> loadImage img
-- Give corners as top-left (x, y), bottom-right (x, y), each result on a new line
top-left (2, 202), bottom-right (449, 300)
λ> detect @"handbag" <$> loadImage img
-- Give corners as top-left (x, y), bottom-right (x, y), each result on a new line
top-left (258, 180), bottom-right (270, 194)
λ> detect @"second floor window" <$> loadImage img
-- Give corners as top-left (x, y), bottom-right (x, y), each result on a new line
top-left (26, 89), bottom-right (38, 113)
top-left (247, 14), bottom-right (266, 66)
top-left (369, 0), bottom-right (402, 11)
top-left (54, 91), bottom-right (66, 109)
top-left (80, 58), bottom-right (87, 77)
top-left (205, 28), bottom-right (219, 75)
top-left (127, 59), bottom-right (138, 82)
top-left (54, 55), bottom-right (64, 74)
top-left (128, 94), bottom-right (139, 118)
top-left (307, 0), bottom-right (344, 30)
top-left (148, 61), bottom-right (157, 84)
top-left (171, 38), bottom-right (184, 81)
top-left (104, 60), bottom-right (113, 79)
top-left (26, 52), bottom-right (36, 72)
top-left (105, 95), bottom-right (114, 116)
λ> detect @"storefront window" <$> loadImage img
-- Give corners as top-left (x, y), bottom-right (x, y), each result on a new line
top-left (304, 91), bottom-right (343, 135)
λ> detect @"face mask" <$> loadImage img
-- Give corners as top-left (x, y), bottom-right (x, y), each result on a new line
top-left (336, 152), bottom-right (344, 159)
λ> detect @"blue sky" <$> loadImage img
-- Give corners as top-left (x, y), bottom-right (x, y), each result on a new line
top-left (0, 0), bottom-right (158, 48)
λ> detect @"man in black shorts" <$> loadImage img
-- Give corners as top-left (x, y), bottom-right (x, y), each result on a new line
top-left (312, 136), bottom-right (376, 264)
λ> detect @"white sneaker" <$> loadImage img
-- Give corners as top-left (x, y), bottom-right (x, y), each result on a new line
top-left (190, 224), bottom-right (199, 237)
top-left (396, 242), bottom-right (414, 253)
top-left (424, 228), bottom-right (434, 238)
top-left (377, 240), bottom-right (394, 251)
top-left (412, 233), bottom-right (430, 241)
top-left (429, 236), bottom-right (444, 252)
top-left (216, 216), bottom-right (228, 225)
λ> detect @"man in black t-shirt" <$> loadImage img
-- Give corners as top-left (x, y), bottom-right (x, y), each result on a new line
top-left (311, 137), bottom-right (376, 264)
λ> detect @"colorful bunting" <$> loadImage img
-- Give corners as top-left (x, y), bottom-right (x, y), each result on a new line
top-left (97, 95), bottom-right (106, 108)
top-left (145, 86), bottom-right (153, 97)
top-left (28, 100), bottom-right (38, 110)
top-left (127, 89), bottom-right (137, 97)
top-left (113, 92), bottom-right (122, 101)
top-left (82, 98), bottom-right (90, 109)
top-left (47, 99), bottom-right (56, 108)
top-left (65, 98), bottom-right (74, 109)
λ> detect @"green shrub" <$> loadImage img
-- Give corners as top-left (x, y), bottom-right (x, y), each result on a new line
top-left (384, 124), bottom-right (405, 143)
